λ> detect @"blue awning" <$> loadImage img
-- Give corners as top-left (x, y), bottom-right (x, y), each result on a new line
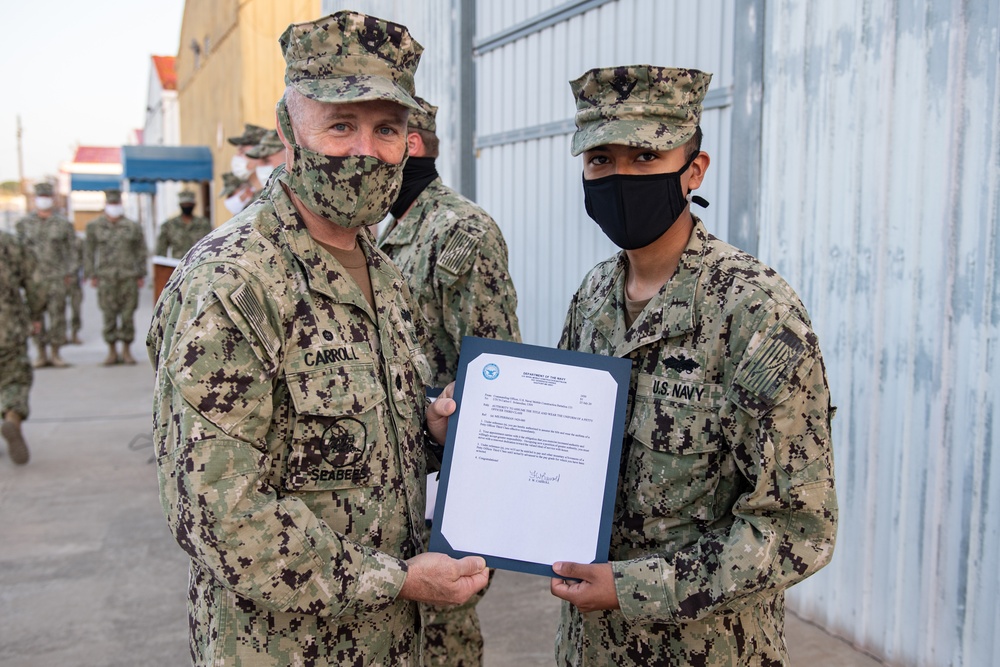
top-left (127, 181), bottom-right (157, 194)
top-left (121, 145), bottom-right (213, 183)
top-left (70, 173), bottom-right (122, 192)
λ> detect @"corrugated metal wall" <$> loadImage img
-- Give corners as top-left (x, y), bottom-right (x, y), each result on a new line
top-left (321, 2), bottom-right (1000, 664)
top-left (330, 0), bottom-right (736, 346)
top-left (764, 2), bottom-right (1000, 666)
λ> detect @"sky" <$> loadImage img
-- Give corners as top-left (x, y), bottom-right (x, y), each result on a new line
top-left (0, 0), bottom-right (186, 183)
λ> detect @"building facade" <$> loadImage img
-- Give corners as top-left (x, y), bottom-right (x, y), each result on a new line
top-left (175, 0), bottom-right (321, 224)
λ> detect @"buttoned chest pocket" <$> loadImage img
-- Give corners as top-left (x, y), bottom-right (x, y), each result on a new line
top-left (283, 360), bottom-right (386, 492)
top-left (625, 375), bottom-right (727, 522)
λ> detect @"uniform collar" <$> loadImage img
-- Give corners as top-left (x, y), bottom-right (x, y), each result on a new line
top-left (377, 177), bottom-right (442, 247)
top-left (271, 170), bottom-right (382, 317)
top-left (583, 219), bottom-right (710, 355)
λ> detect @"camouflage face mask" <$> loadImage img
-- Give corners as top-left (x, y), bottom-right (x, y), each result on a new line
top-left (277, 98), bottom-right (404, 229)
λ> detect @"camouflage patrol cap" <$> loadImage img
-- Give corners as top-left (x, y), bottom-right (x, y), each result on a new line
top-left (178, 190), bottom-right (196, 204)
top-left (245, 130), bottom-right (284, 159)
top-left (279, 10), bottom-right (422, 111)
top-left (104, 188), bottom-right (122, 203)
top-left (34, 182), bottom-right (54, 196)
top-left (407, 96), bottom-right (437, 133)
top-left (227, 124), bottom-right (268, 147)
top-left (219, 172), bottom-right (247, 198)
top-left (569, 65), bottom-right (712, 156)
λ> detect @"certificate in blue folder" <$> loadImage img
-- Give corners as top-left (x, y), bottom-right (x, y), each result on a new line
top-left (429, 336), bottom-right (631, 577)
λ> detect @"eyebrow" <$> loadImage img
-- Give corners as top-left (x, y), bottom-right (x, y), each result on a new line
top-left (321, 106), bottom-right (408, 125)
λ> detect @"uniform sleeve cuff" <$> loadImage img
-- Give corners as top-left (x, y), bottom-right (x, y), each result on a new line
top-left (613, 558), bottom-right (677, 621)
top-left (348, 547), bottom-right (409, 615)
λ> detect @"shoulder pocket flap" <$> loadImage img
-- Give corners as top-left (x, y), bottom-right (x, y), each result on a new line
top-left (214, 281), bottom-right (280, 369)
top-left (437, 227), bottom-right (481, 277)
top-left (731, 312), bottom-right (818, 415)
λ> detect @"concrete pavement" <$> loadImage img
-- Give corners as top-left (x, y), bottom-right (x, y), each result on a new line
top-left (0, 283), bottom-right (881, 666)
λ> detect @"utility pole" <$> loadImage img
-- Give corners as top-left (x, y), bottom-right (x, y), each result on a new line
top-left (16, 114), bottom-right (25, 195)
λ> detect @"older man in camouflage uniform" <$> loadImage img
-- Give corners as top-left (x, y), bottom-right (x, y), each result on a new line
top-left (1, 231), bottom-right (45, 465)
top-left (549, 66), bottom-right (838, 666)
top-left (146, 12), bottom-right (488, 666)
top-left (16, 182), bottom-right (76, 368)
top-left (378, 96), bottom-right (520, 667)
top-left (155, 190), bottom-right (212, 259)
top-left (84, 189), bottom-right (147, 366)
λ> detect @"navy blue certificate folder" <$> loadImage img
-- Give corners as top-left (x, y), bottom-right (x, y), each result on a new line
top-left (429, 336), bottom-right (631, 578)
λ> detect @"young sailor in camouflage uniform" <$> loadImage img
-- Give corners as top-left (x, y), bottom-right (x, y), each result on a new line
top-left (549, 65), bottom-right (838, 666)
top-left (154, 190), bottom-right (212, 259)
top-left (146, 12), bottom-right (488, 666)
top-left (15, 182), bottom-right (76, 368)
top-left (0, 231), bottom-right (45, 465)
top-left (378, 97), bottom-right (521, 667)
top-left (84, 189), bottom-right (147, 365)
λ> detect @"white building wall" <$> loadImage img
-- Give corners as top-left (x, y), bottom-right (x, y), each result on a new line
top-left (764, 2), bottom-right (1000, 666)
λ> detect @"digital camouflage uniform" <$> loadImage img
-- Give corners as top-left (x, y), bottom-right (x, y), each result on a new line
top-left (378, 99), bottom-right (520, 666)
top-left (147, 167), bottom-right (436, 667)
top-left (15, 208), bottom-right (76, 349)
top-left (155, 213), bottom-right (212, 258)
top-left (84, 205), bottom-right (147, 344)
top-left (0, 232), bottom-right (44, 422)
top-left (558, 220), bottom-right (837, 665)
top-left (146, 11), bottom-right (451, 666)
top-left (555, 65), bottom-right (838, 666)
top-left (379, 178), bottom-right (520, 388)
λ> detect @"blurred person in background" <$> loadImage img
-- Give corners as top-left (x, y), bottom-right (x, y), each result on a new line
top-left (15, 182), bottom-right (76, 368)
top-left (84, 189), bottom-right (147, 366)
top-left (0, 229), bottom-right (44, 465)
top-left (155, 190), bottom-right (212, 259)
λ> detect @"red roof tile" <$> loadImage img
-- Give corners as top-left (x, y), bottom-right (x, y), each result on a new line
top-left (152, 55), bottom-right (177, 91)
top-left (73, 146), bottom-right (121, 164)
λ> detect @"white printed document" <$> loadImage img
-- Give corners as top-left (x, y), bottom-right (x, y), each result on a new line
top-left (429, 337), bottom-right (631, 577)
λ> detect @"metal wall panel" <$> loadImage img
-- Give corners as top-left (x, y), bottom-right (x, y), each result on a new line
top-left (763, 2), bottom-right (1000, 666)
top-left (475, 0), bottom-right (735, 346)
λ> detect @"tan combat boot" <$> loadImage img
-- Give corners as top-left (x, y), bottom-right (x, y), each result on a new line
top-left (120, 345), bottom-right (137, 365)
top-left (103, 343), bottom-right (119, 366)
top-left (70, 329), bottom-right (83, 345)
top-left (33, 345), bottom-right (50, 369)
top-left (1, 411), bottom-right (29, 465)
top-left (49, 346), bottom-right (70, 368)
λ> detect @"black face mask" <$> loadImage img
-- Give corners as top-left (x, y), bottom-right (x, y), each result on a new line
top-left (389, 156), bottom-right (438, 219)
top-left (180, 204), bottom-right (195, 216)
top-left (582, 152), bottom-right (708, 250)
